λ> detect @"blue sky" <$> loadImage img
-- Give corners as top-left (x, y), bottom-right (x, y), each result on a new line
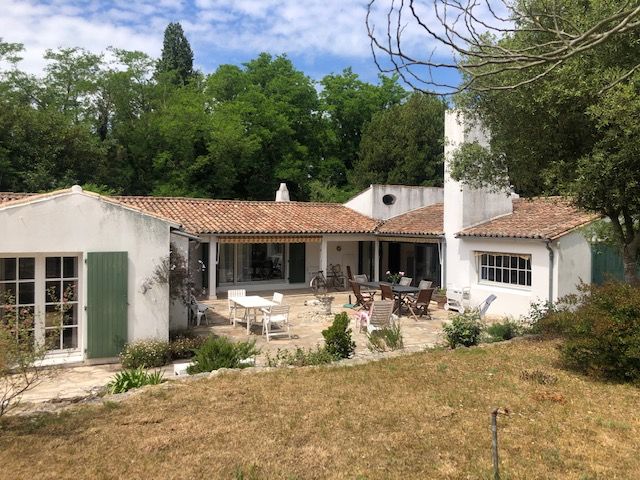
top-left (0, 0), bottom-right (461, 87)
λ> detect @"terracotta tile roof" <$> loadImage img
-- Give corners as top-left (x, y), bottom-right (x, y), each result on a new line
top-left (0, 190), bottom-right (181, 227)
top-left (113, 196), bottom-right (380, 235)
top-left (377, 204), bottom-right (444, 236)
top-left (457, 197), bottom-right (599, 240)
top-left (0, 192), bottom-right (33, 205)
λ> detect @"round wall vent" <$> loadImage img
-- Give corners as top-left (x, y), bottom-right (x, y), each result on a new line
top-left (382, 194), bottom-right (396, 205)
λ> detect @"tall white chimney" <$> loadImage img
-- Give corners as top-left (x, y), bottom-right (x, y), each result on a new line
top-left (275, 183), bottom-right (290, 202)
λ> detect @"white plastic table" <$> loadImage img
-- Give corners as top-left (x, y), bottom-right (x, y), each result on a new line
top-left (230, 296), bottom-right (277, 335)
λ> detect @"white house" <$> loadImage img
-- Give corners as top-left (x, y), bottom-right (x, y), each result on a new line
top-left (0, 187), bottom-right (188, 364)
top-left (0, 110), bottom-right (597, 364)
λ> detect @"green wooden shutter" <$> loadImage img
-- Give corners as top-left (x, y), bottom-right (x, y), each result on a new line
top-left (87, 252), bottom-right (128, 359)
top-left (288, 243), bottom-right (306, 283)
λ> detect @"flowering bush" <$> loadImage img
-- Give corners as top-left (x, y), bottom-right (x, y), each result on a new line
top-left (385, 271), bottom-right (405, 283)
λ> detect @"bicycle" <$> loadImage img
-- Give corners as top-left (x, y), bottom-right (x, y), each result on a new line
top-left (327, 263), bottom-right (346, 291)
top-left (310, 270), bottom-right (328, 296)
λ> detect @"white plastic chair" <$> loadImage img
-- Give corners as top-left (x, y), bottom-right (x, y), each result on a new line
top-left (478, 294), bottom-right (497, 319)
top-left (262, 304), bottom-right (291, 341)
top-left (399, 277), bottom-right (413, 286)
top-left (228, 289), bottom-right (247, 325)
top-left (261, 292), bottom-right (283, 314)
top-left (190, 295), bottom-right (210, 326)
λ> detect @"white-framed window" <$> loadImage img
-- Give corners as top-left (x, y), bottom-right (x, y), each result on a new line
top-left (478, 252), bottom-right (532, 287)
top-left (0, 257), bottom-right (36, 343)
top-left (1, 255), bottom-right (80, 352)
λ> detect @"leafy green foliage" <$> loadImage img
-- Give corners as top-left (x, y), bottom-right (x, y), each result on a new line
top-left (0, 38), bottom-right (433, 201)
top-left (451, 2), bottom-right (640, 282)
top-left (106, 367), bottom-right (164, 394)
top-left (442, 311), bottom-right (484, 348)
top-left (265, 346), bottom-right (336, 367)
top-left (120, 335), bottom-right (207, 368)
top-left (355, 93), bottom-right (445, 189)
top-left (537, 283), bottom-right (640, 382)
top-left (486, 319), bottom-right (523, 342)
top-left (322, 312), bottom-right (356, 359)
top-left (120, 340), bottom-right (171, 369)
top-left (366, 324), bottom-right (404, 352)
top-left (187, 337), bottom-right (259, 374)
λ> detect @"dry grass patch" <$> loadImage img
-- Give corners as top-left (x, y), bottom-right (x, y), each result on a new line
top-left (1, 339), bottom-right (639, 479)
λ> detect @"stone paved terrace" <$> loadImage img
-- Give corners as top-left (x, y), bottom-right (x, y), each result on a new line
top-left (16, 289), bottom-right (450, 408)
top-left (196, 288), bottom-right (450, 359)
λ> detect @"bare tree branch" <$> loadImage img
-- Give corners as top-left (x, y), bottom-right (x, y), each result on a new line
top-left (367, 0), bottom-right (640, 94)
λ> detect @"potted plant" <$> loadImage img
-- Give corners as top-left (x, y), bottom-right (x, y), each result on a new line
top-left (433, 288), bottom-right (447, 307)
top-left (385, 271), bottom-right (405, 285)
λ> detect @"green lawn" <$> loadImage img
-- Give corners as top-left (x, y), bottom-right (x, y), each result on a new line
top-left (1, 339), bottom-right (639, 479)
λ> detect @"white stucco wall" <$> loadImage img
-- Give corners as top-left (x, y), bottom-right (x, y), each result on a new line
top-left (449, 237), bottom-right (552, 317)
top-left (556, 230), bottom-right (591, 298)
top-left (0, 191), bottom-right (173, 359)
top-left (345, 185), bottom-right (443, 220)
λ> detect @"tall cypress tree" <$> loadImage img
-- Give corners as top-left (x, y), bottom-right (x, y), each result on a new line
top-left (156, 22), bottom-right (194, 84)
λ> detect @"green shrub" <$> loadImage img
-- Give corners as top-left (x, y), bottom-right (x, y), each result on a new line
top-left (187, 337), bottom-right (260, 374)
top-left (486, 318), bottom-right (523, 342)
top-left (443, 311), bottom-right (484, 348)
top-left (120, 340), bottom-right (171, 368)
top-left (542, 282), bottom-right (640, 382)
top-left (322, 312), bottom-right (356, 359)
top-left (367, 324), bottom-right (404, 352)
top-left (169, 335), bottom-right (207, 360)
top-left (107, 367), bottom-right (164, 394)
top-left (265, 346), bottom-right (336, 367)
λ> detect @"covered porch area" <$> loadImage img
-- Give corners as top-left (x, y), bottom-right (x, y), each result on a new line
top-left (192, 234), bottom-right (380, 300)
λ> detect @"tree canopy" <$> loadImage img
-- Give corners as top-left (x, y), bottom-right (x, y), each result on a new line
top-left (446, 1), bottom-right (640, 282)
top-left (0, 30), bottom-right (445, 203)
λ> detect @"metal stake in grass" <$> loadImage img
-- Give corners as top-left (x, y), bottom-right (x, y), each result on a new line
top-left (491, 407), bottom-right (510, 480)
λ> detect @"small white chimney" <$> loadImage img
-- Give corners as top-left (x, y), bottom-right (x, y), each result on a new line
top-left (275, 183), bottom-right (290, 202)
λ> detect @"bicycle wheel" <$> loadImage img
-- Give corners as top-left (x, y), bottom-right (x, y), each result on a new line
top-left (311, 275), bottom-right (327, 296)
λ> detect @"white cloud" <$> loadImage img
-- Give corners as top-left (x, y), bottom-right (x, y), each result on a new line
top-left (0, 0), bottom-right (472, 77)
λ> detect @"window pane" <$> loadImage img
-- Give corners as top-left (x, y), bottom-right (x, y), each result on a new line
top-left (0, 283), bottom-right (16, 303)
top-left (481, 266), bottom-right (488, 280)
top-left (510, 256), bottom-right (518, 268)
top-left (488, 255), bottom-right (495, 266)
top-left (526, 259), bottom-right (532, 270)
top-left (62, 280), bottom-right (78, 302)
top-left (46, 281), bottom-right (61, 303)
top-left (62, 327), bottom-right (78, 349)
top-left (495, 256), bottom-right (502, 267)
top-left (496, 269), bottom-right (502, 282)
top-left (63, 257), bottom-right (77, 278)
top-left (487, 268), bottom-right (494, 281)
top-left (18, 258), bottom-right (35, 280)
top-left (18, 282), bottom-right (35, 305)
top-left (519, 257), bottom-right (527, 269)
top-left (481, 254), bottom-right (487, 265)
top-left (45, 328), bottom-right (60, 351)
top-left (0, 258), bottom-right (16, 281)
top-left (63, 304), bottom-right (78, 326)
top-left (218, 244), bottom-right (235, 284)
top-left (46, 257), bottom-right (61, 279)
top-left (503, 269), bottom-right (509, 283)
top-left (519, 271), bottom-right (526, 285)
top-left (45, 305), bottom-right (61, 328)
top-left (511, 270), bottom-right (518, 283)
top-left (527, 271), bottom-right (532, 286)
top-left (0, 305), bottom-right (16, 324)
top-left (18, 306), bottom-right (34, 330)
